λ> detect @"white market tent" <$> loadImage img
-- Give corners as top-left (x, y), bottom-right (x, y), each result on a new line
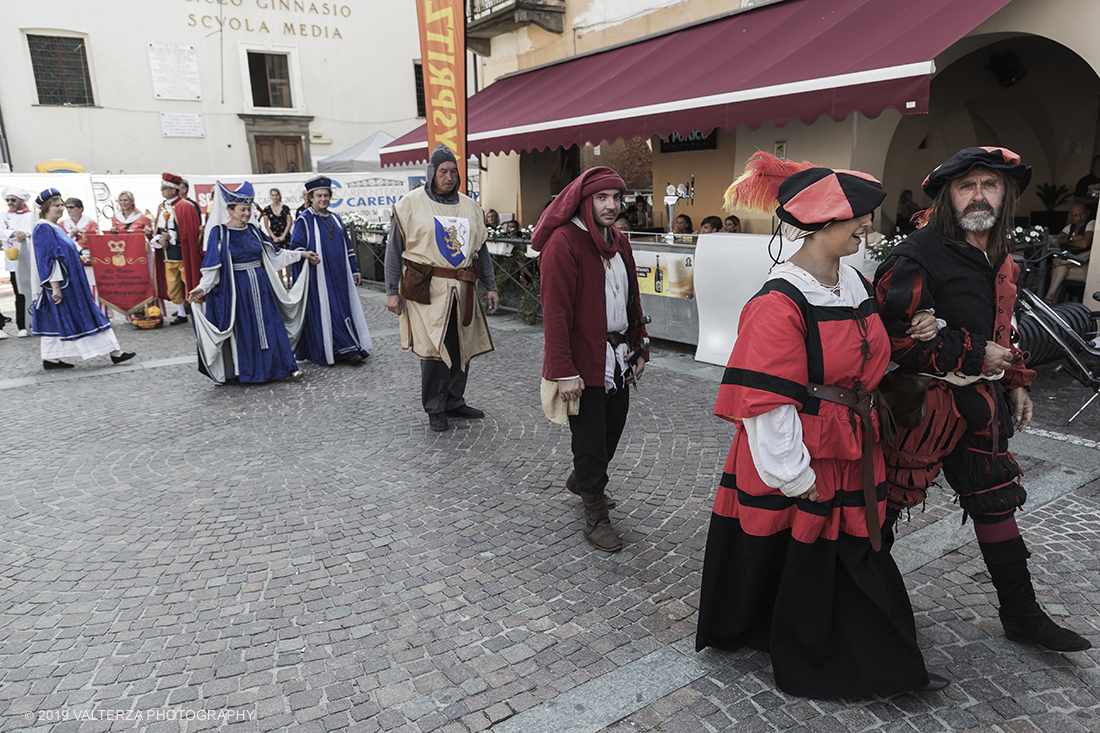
top-left (317, 130), bottom-right (397, 173)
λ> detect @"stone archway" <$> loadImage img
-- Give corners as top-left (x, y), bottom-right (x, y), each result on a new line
top-left (882, 33), bottom-right (1100, 234)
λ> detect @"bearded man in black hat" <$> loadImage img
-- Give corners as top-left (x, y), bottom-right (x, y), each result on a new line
top-left (874, 147), bottom-right (1091, 653)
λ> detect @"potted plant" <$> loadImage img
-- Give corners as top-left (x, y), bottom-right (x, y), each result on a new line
top-left (1030, 182), bottom-right (1071, 232)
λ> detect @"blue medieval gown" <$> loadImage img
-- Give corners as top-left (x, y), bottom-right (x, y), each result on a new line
top-left (192, 224), bottom-right (310, 384)
top-left (290, 209), bottom-right (372, 365)
top-left (31, 221), bottom-right (121, 359)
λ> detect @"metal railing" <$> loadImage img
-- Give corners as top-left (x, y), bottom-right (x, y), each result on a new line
top-left (350, 229), bottom-right (542, 320)
top-left (467, 0), bottom-right (513, 19)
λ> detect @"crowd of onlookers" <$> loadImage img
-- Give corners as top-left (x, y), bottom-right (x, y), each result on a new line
top-left (5, 156), bottom-right (1096, 345)
top-left (481, 196), bottom-right (745, 239)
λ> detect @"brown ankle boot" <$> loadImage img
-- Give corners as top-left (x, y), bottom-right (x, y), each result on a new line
top-left (566, 471), bottom-right (615, 508)
top-left (581, 491), bottom-right (622, 552)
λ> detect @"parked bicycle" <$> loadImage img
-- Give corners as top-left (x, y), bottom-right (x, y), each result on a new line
top-left (1013, 248), bottom-right (1100, 423)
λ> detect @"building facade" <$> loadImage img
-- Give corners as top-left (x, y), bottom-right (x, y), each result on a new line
top-left (1, 0), bottom-right (427, 175)
top-left (447, 0), bottom-right (1100, 271)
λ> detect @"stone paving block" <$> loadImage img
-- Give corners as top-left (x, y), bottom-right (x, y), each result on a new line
top-left (0, 291), bottom-right (1098, 733)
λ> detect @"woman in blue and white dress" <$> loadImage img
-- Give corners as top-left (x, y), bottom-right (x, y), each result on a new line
top-left (188, 181), bottom-right (318, 384)
top-left (31, 188), bottom-right (135, 370)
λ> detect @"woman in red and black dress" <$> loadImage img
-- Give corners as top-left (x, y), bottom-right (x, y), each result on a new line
top-left (696, 157), bottom-right (946, 698)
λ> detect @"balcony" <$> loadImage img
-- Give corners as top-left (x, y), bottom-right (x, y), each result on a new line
top-left (466, 0), bottom-right (566, 56)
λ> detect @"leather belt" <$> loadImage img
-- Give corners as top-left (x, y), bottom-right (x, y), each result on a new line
top-left (607, 331), bottom-right (628, 348)
top-left (807, 382), bottom-right (882, 552)
top-left (432, 266), bottom-right (477, 327)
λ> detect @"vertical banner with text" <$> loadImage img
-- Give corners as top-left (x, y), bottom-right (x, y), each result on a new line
top-left (416, 0), bottom-right (467, 193)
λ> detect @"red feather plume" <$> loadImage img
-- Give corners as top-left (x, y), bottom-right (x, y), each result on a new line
top-left (723, 151), bottom-right (816, 214)
top-left (913, 207), bottom-right (932, 229)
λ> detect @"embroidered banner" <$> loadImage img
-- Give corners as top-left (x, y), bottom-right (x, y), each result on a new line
top-left (416, 0), bottom-right (466, 193)
top-left (86, 233), bottom-right (154, 314)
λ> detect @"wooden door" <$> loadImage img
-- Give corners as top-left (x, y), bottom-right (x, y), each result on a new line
top-left (255, 135), bottom-right (304, 174)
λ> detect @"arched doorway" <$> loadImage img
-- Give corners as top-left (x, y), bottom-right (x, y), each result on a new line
top-left (882, 34), bottom-right (1100, 233)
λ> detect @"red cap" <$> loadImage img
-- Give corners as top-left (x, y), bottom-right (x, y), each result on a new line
top-left (531, 167), bottom-right (626, 254)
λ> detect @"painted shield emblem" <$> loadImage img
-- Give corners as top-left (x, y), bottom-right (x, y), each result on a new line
top-left (434, 216), bottom-right (471, 266)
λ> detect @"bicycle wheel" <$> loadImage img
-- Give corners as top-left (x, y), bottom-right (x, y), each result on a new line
top-left (1053, 302), bottom-right (1091, 336)
top-left (1017, 312), bottom-right (1059, 366)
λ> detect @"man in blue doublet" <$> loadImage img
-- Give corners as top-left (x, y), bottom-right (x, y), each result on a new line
top-left (290, 176), bottom-right (372, 365)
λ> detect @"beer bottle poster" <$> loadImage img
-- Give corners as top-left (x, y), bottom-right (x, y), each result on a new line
top-left (634, 251), bottom-right (694, 299)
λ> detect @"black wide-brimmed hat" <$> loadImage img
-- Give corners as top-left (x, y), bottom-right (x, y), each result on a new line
top-left (776, 168), bottom-right (887, 232)
top-left (922, 146), bottom-right (1031, 198)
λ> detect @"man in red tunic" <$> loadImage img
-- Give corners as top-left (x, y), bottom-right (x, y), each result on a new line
top-left (533, 167), bottom-right (649, 552)
top-left (149, 172), bottom-right (202, 325)
top-left (875, 147), bottom-right (1091, 652)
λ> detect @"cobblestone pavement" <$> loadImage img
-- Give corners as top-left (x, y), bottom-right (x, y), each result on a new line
top-left (1, 284), bottom-right (1098, 733)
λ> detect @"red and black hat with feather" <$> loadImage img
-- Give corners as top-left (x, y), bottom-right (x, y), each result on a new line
top-left (724, 152), bottom-right (885, 234)
top-left (776, 167), bottom-right (886, 232)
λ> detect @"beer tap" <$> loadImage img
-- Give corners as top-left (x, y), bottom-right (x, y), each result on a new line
top-left (663, 175), bottom-right (694, 243)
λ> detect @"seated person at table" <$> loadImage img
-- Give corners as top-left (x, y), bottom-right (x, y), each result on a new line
top-left (1046, 202), bottom-right (1094, 303)
top-left (698, 216), bottom-right (722, 234)
top-left (1074, 155), bottom-right (1100, 212)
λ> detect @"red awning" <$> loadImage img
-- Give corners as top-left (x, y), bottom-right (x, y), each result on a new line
top-left (381, 0), bottom-right (1012, 166)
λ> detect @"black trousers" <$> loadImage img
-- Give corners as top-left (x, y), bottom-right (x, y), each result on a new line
top-left (10, 273), bottom-right (25, 330)
top-left (568, 382), bottom-right (630, 495)
top-left (421, 302), bottom-right (469, 414)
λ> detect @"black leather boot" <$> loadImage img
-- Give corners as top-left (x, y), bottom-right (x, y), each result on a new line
top-left (981, 537), bottom-right (1091, 652)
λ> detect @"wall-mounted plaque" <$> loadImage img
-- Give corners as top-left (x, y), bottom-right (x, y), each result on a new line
top-left (148, 43), bottom-right (202, 101)
top-left (160, 112), bottom-right (205, 138)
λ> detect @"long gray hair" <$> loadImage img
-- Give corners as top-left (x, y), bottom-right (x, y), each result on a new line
top-left (927, 167), bottom-right (1020, 261)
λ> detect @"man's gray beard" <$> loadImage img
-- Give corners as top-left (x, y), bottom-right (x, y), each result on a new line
top-left (957, 209), bottom-right (997, 232)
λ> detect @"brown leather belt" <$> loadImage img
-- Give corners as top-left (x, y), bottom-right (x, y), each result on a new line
top-left (807, 382), bottom-right (882, 552)
top-left (432, 266), bottom-right (477, 326)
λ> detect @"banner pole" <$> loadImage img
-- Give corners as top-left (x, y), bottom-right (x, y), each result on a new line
top-left (463, 1), bottom-right (469, 195)
top-left (416, 0), bottom-right (467, 192)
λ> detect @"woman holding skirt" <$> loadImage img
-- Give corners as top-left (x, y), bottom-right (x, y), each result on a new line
top-left (31, 188), bottom-right (135, 370)
top-left (189, 181), bottom-right (318, 384)
top-left (695, 155), bottom-right (946, 698)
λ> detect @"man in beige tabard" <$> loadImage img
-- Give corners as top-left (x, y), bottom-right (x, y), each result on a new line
top-left (385, 144), bottom-right (499, 432)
